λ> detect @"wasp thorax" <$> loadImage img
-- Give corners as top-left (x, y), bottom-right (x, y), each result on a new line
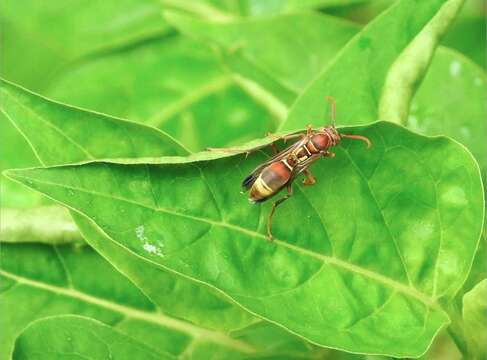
top-left (310, 134), bottom-right (329, 150)
top-left (311, 128), bottom-right (340, 151)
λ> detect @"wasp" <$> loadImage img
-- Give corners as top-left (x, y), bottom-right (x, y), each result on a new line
top-left (211, 97), bottom-right (371, 240)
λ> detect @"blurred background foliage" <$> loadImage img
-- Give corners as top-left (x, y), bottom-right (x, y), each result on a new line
top-left (0, 0), bottom-right (485, 359)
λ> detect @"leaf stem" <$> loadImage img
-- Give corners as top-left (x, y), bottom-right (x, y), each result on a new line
top-left (444, 299), bottom-right (469, 357)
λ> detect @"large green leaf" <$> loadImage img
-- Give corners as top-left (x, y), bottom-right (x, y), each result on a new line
top-left (7, 121), bottom-right (484, 357)
top-left (0, 112), bottom-right (48, 208)
top-left (169, 3), bottom-right (486, 179)
top-left (3, 242), bottom-right (310, 359)
top-left (462, 279), bottom-right (487, 359)
top-left (12, 316), bottom-right (320, 360)
top-left (72, 214), bottom-right (257, 332)
top-left (0, 79), bottom-right (257, 329)
top-left (0, 0), bottom-right (170, 91)
top-left (0, 79), bottom-right (322, 357)
top-left (164, 11), bottom-right (359, 108)
top-left (47, 37), bottom-right (276, 152)
top-left (408, 47), bottom-right (486, 172)
top-left (442, 0), bottom-right (486, 68)
top-left (166, 0), bottom-right (466, 143)
top-left (280, 0), bottom-right (463, 130)
top-left (0, 242), bottom-right (191, 359)
top-left (0, 226), bottom-right (321, 359)
top-left (161, 0), bottom-right (369, 19)
top-left (12, 316), bottom-right (174, 360)
top-left (0, 79), bottom-right (186, 166)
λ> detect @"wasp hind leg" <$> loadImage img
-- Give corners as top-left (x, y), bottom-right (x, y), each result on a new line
top-left (302, 170), bottom-right (316, 186)
top-left (267, 184), bottom-right (294, 241)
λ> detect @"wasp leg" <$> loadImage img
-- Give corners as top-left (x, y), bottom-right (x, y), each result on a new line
top-left (302, 170), bottom-right (316, 186)
top-left (265, 132), bottom-right (280, 155)
top-left (325, 96), bottom-right (337, 127)
top-left (306, 124), bottom-right (313, 136)
top-left (270, 143), bottom-right (280, 155)
top-left (267, 184), bottom-right (294, 241)
top-left (323, 151), bottom-right (336, 158)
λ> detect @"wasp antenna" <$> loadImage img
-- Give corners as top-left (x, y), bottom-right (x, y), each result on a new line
top-left (325, 96), bottom-right (336, 128)
top-left (340, 134), bottom-right (372, 149)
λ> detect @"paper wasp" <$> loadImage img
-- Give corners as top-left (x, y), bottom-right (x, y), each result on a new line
top-left (211, 97), bottom-right (371, 240)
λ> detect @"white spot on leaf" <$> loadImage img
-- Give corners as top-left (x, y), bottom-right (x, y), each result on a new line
top-left (441, 186), bottom-right (467, 207)
top-left (449, 60), bottom-right (461, 77)
top-left (136, 225), bottom-right (164, 257)
top-left (410, 102), bottom-right (419, 112)
top-left (143, 243), bottom-right (157, 254)
top-left (135, 225), bottom-right (147, 241)
top-left (407, 115), bottom-right (419, 130)
top-left (460, 126), bottom-right (471, 139)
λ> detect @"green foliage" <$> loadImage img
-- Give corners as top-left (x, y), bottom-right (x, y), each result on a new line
top-left (13, 316), bottom-right (175, 360)
top-left (1, 0), bottom-right (485, 359)
top-left (462, 279), bottom-right (487, 359)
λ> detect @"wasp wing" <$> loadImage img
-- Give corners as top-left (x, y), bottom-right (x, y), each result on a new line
top-left (241, 138), bottom-right (307, 190)
top-left (271, 153), bottom-right (322, 188)
top-left (208, 129), bottom-right (306, 154)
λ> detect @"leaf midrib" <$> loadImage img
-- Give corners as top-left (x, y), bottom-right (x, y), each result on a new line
top-left (0, 269), bottom-right (255, 353)
top-left (9, 172), bottom-right (440, 310)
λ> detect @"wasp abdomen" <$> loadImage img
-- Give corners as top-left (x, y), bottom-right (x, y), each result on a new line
top-left (249, 161), bottom-right (291, 203)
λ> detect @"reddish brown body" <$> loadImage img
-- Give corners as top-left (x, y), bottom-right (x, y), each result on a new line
top-left (244, 127), bottom-right (343, 203)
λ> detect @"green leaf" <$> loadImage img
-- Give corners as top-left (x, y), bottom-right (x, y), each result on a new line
top-left (462, 279), bottom-right (487, 359)
top-left (12, 315), bottom-right (174, 360)
top-left (408, 46), bottom-right (486, 172)
top-left (378, 0), bottom-right (465, 125)
top-left (0, 79), bottom-right (321, 357)
top-left (47, 37), bottom-right (277, 152)
top-left (0, 79), bottom-right (187, 166)
top-left (13, 314), bottom-right (322, 360)
top-left (0, 242), bottom-right (322, 359)
top-left (461, 233), bottom-right (486, 296)
top-left (7, 121), bottom-right (484, 357)
top-left (243, 0), bottom-right (370, 15)
top-left (72, 214), bottom-right (258, 332)
top-left (0, 0), bottom-right (170, 91)
top-left (0, 78), bottom-right (258, 329)
top-left (0, 111), bottom-right (47, 208)
top-left (0, 242), bottom-right (189, 359)
top-left (161, 0), bottom-right (368, 19)
top-left (164, 11), bottom-right (359, 108)
top-left (442, 0), bottom-right (486, 68)
top-left (281, 0), bottom-right (463, 130)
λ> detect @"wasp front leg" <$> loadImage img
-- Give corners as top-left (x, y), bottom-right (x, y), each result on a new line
top-left (306, 124), bottom-right (313, 136)
top-left (267, 183), bottom-right (294, 241)
top-left (265, 132), bottom-right (281, 155)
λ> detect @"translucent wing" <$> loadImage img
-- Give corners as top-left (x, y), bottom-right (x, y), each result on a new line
top-left (242, 138), bottom-right (307, 190)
